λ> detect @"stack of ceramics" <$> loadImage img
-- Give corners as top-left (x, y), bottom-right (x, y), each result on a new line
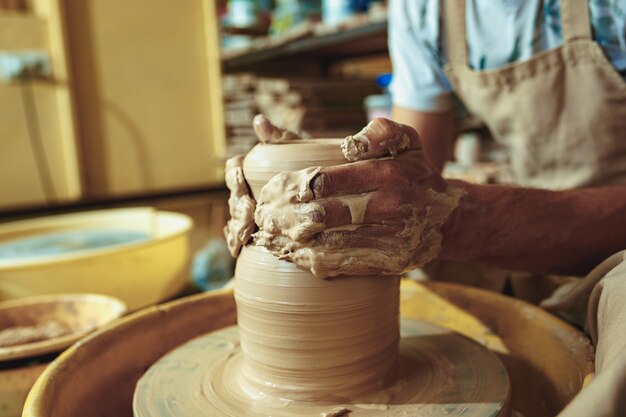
top-left (222, 74), bottom-right (379, 157)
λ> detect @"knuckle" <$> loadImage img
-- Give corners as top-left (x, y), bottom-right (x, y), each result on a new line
top-left (371, 117), bottom-right (397, 133)
top-left (309, 206), bottom-right (325, 225)
top-left (311, 171), bottom-right (328, 197)
top-left (315, 231), bottom-right (344, 248)
top-left (370, 117), bottom-right (398, 139)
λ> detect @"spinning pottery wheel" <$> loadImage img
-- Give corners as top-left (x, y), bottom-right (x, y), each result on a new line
top-left (133, 321), bottom-right (509, 417)
top-left (134, 140), bottom-right (510, 417)
top-left (134, 248), bottom-right (510, 417)
top-left (23, 280), bottom-right (594, 417)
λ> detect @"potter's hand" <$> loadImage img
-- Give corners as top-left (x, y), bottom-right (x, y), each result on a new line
top-left (224, 115), bottom-right (303, 256)
top-left (254, 118), bottom-right (465, 278)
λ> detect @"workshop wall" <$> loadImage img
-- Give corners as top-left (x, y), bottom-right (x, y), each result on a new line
top-left (0, 0), bottom-right (226, 212)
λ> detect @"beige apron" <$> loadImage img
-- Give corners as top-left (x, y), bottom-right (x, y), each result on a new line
top-left (437, 4), bottom-right (626, 415)
top-left (444, 0), bottom-right (626, 190)
top-left (425, 0), bottom-right (626, 302)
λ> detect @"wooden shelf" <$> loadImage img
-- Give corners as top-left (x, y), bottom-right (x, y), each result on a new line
top-left (222, 19), bottom-right (388, 72)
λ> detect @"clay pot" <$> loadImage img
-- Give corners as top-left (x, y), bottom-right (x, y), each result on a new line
top-left (236, 140), bottom-right (400, 401)
top-left (243, 139), bottom-right (345, 200)
top-left (235, 245), bottom-right (399, 401)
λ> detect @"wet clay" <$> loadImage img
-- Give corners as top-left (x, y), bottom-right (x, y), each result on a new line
top-left (236, 140), bottom-right (404, 407)
top-left (235, 245), bottom-right (400, 402)
top-left (131, 138), bottom-right (507, 417)
top-left (223, 117), bottom-right (310, 256)
top-left (255, 178), bottom-right (464, 278)
top-left (223, 155), bottom-right (256, 256)
top-left (249, 140), bottom-right (464, 278)
top-left (133, 317), bottom-right (511, 417)
top-left (341, 129), bottom-right (412, 162)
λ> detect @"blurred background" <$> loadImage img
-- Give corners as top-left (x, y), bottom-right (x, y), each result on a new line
top-left (0, 3), bottom-right (604, 416)
top-left (0, 0), bottom-right (502, 298)
top-left (0, 4), bottom-right (520, 412)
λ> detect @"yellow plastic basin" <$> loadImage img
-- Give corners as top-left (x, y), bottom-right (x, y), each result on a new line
top-left (0, 208), bottom-right (192, 310)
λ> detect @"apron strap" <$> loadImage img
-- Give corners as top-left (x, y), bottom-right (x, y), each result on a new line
top-left (561, 0), bottom-right (592, 43)
top-left (444, 0), bottom-right (468, 67)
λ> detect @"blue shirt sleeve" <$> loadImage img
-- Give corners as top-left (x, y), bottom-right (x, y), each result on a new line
top-left (388, 0), bottom-right (456, 112)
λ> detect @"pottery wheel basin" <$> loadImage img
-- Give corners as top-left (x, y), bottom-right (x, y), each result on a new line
top-left (23, 281), bottom-right (594, 417)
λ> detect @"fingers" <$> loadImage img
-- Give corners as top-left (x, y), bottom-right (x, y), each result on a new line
top-left (315, 224), bottom-right (406, 250)
top-left (225, 154), bottom-right (248, 196)
top-left (255, 167), bottom-right (324, 241)
top-left (307, 246), bottom-right (409, 278)
top-left (253, 114), bottom-right (301, 143)
top-left (341, 117), bottom-right (422, 162)
top-left (310, 162), bottom-right (378, 198)
top-left (255, 200), bottom-right (327, 242)
top-left (314, 192), bottom-right (412, 230)
top-left (311, 158), bottom-right (412, 198)
top-left (255, 159), bottom-right (416, 242)
top-left (224, 154), bottom-right (255, 256)
top-left (255, 229), bottom-right (410, 278)
top-left (224, 193), bottom-right (255, 256)
top-left (257, 188), bottom-right (412, 242)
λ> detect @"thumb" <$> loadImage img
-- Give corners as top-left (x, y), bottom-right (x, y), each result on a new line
top-left (341, 118), bottom-right (422, 162)
top-left (253, 114), bottom-right (301, 143)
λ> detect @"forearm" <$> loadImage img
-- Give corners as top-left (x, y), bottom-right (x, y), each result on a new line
top-left (392, 106), bottom-right (456, 172)
top-left (440, 181), bottom-right (626, 276)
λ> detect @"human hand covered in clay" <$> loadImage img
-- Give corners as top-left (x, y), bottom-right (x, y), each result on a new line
top-left (224, 114), bottom-right (302, 256)
top-left (254, 118), bottom-right (465, 278)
